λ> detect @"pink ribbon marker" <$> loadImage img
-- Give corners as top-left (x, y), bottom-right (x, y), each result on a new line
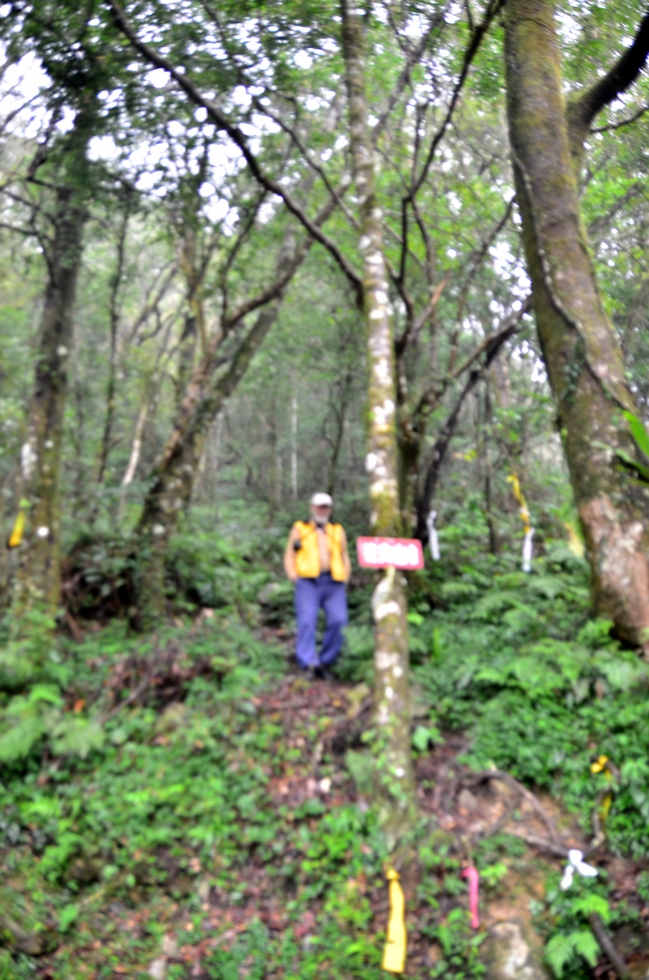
top-left (461, 866), bottom-right (480, 928)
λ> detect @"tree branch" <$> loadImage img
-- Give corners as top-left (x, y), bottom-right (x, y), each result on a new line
top-left (107, 0), bottom-right (364, 304)
top-left (450, 297), bottom-right (531, 380)
top-left (372, 7), bottom-right (446, 143)
top-left (395, 272), bottom-right (450, 358)
top-left (570, 9), bottom-right (649, 129)
top-left (591, 101), bottom-right (649, 133)
top-left (455, 198), bottom-right (515, 324)
top-left (408, 0), bottom-right (504, 199)
top-left (415, 341), bottom-right (507, 539)
top-left (250, 95), bottom-right (359, 231)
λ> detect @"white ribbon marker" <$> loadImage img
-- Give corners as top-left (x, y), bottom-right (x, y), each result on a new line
top-left (522, 527), bottom-right (535, 573)
top-left (559, 849), bottom-right (598, 890)
top-left (426, 510), bottom-right (440, 561)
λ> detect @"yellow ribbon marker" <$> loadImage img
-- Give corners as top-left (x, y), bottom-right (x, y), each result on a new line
top-left (507, 474), bottom-right (534, 572)
top-left (507, 474), bottom-right (530, 533)
top-left (590, 755), bottom-right (609, 774)
top-left (382, 868), bottom-right (406, 974)
top-left (7, 511), bottom-right (25, 549)
top-left (590, 755), bottom-right (613, 824)
top-left (600, 792), bottom-right (613, 823)
top-left (564, 521), bottom-right (585, 559)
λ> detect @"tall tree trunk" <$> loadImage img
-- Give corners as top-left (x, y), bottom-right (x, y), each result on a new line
top-left (175, 226), bottom-right (203, 411)
top-left (96, 198), bottom-right (131, 489)
top-left (504, 0), bottom-right (649, 652)
top-left (341, 0), bottom-right (417, 834)
top-left (11, 110), bottom-right (92, 625)
top-left (134, 237), bottom-right (298, 623)
top-left (290, 391), bottom-right (298, 500)
top-left (481, 383), bottom-right (500, 555)
top-left (266, 391), bottom-right (280, 525)
top-left (325, 374), bottom-right (351, 498)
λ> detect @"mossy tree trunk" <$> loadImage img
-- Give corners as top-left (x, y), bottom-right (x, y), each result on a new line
top-left (341, 0), bottom-right (417, 833)
top-left (11, 109), bottom-right (93, 626)
top-left (134, 281), bottom-right (291, 623)
top-left (504, 0), bottom-right (649, 651)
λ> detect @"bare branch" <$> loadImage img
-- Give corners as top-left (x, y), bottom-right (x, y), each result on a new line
top-left (395, 272), bottom-right (451, 358)
top-left (220, 190), bottom-right (267, 321)
top-left (250, 95), bottom-right (359, 231)
top-left (372, 7), bottom-right (447, 143)
top-left (592, 101), bottom-right (649, 133)
top-left (414, 314), bottom-right (518, 539)
top-left (108, 0), bottom-right (364, 303)
top-left (456, 197), bottom-right (515, 323)
top-left (409, 0), bottom-right (504, 199)
top-left (450, 296), bottom-right (531, 379)
top-left (125, 262), bottom-right (178, 348)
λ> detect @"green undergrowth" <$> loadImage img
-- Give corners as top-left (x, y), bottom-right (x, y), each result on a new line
top-left (337, 521), bottom-right (649, 977)
top-left (0, 609), bottom-right (396, 978)
top-left (408, 541), bottom-right (649, 859)
top-left (1, 516), bottom-right (648, 977)
top-left (407, 534), bottom-right (649, 979)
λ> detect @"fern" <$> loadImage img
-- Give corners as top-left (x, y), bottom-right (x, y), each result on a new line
top-left (545, 930), bottom-right (599, 978)
top-left (0, 686), bottom-right (105, 763)
top-left (0, 713), bottom-right (47, 763)
top-left (594, 652), bottom-right (649, 692)
top-left (51, 716), bottom-right (106, 758)
top-left (469, 590), bottom-right (526, 622)
top-left (527, 575), bottom-right (566, 600)
top-left (545, 933), bottom-right (575, 978)
top-left (572, 894), bottom-right (611, 924)
top-left (439, 580), bottom-right (480, 603)
top-left (0, 642), bottom-right (37, 692)
top-left (571, 930), bottom-right (599, 967)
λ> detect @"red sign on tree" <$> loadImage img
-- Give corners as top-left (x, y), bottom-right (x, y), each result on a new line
top-left (356, 536), bottom-right (424, 570)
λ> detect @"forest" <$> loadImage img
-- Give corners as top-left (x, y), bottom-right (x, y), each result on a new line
top-left (1, 0), bottom-right (649, 977)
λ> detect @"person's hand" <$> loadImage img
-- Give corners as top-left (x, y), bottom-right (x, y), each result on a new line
top-left (289, 574), bottom-right (298, 585)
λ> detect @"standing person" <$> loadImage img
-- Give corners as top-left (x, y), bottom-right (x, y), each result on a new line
top-left (284, 493), bottom-right (352, 679)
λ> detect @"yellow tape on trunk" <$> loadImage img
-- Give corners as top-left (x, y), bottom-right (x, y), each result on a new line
top-left (506, 474), bottom-right (530, 534)
top-left (7, 511), bottom-right (25, 549)
top-left (382, 868), bottom-right (406, 973)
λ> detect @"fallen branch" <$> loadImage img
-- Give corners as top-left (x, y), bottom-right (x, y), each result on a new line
top-left (505, 830), bottom-right (570, 859)
top-left (589, 912), bottom-right (631, 980)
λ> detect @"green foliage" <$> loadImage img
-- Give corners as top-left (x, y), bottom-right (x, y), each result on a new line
top-left (545, 930), bottom-right (599, 978)
top-left (1, 3), bottom-right (649, 975)
top-left (412, 723), bottom-right (444, 752)
top-left (167, 523), bottom-right (270, 610)
top-left (539, 875), bottom-right (618, 980)
top-left (623, 410), bottom-right (649, 459)
top-left (0, 637), bottom-right (98, 764)
top-left (410, 545), bottom-right (649, 856)
top-left (425, 908), bottom-right (486, 979)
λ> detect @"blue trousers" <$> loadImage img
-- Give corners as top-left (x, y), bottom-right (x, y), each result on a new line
top-left (295, 574), bottom-right (348, 669)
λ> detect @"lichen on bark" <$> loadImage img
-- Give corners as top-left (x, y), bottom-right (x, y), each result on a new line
top-left (341, 0), bottom-right (417, 829)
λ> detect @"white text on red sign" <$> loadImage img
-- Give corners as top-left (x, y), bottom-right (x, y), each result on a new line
top-left (356, 536), bottom-right (424, 570)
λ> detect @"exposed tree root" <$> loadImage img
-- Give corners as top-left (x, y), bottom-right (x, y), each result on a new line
top-left (460, 769), bottom-right (563, 846)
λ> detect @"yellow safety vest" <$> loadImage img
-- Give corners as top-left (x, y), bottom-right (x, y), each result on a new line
top-left (293, 521), bottom-right (347, 582)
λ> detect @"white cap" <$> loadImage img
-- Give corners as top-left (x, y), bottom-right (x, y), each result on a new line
top-left (311, 492), bottom-right (333, 507)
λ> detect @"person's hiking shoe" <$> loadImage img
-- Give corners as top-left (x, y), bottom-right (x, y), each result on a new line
top-left (315, 666), bottom-right (335, 682)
